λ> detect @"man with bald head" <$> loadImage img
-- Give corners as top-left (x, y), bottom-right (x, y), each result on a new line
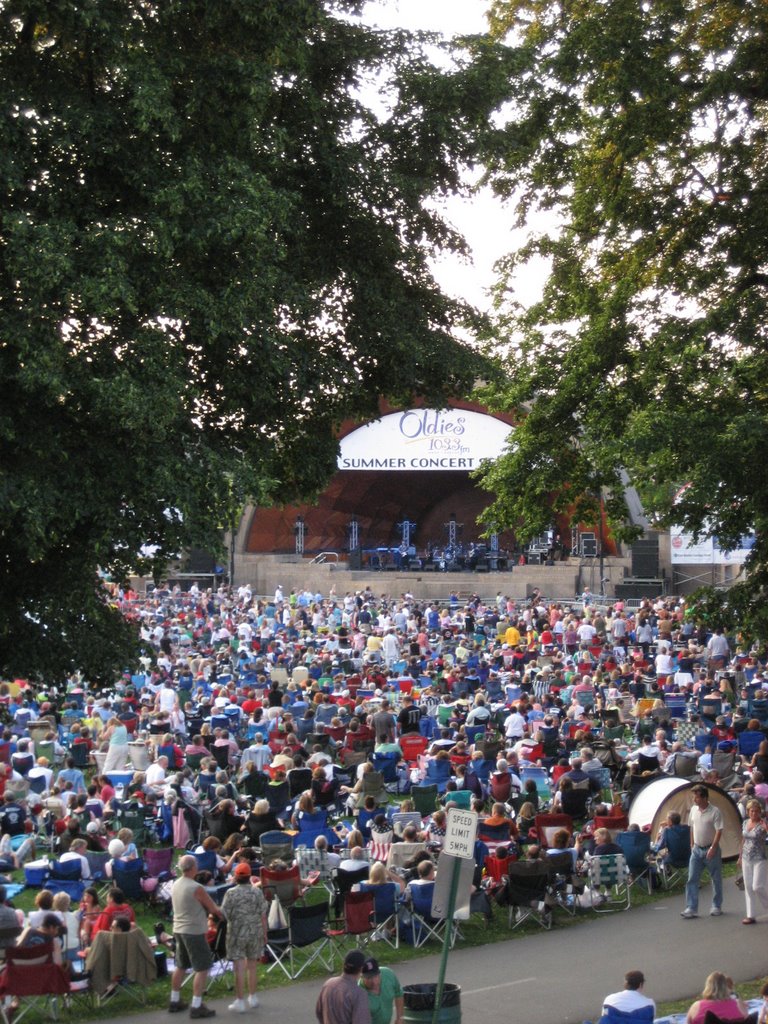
top-left (169, 854), bottom-right (225, 1018)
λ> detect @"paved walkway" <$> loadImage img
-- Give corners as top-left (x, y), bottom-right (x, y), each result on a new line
top-left (97, 877), bottom-right (764, 1024)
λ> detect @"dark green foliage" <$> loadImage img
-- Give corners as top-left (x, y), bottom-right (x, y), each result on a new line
top-left (473, 0), bottom-right (768, 636)
top-left (0, 1), bottom-right (488, 678)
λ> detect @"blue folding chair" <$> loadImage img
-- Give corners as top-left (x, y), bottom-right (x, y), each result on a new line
top-left (615, 831), bottom-right (654, 895)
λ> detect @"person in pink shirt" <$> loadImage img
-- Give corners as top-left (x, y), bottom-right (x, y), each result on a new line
top-left (686, 972), bottom-right (748, 1024)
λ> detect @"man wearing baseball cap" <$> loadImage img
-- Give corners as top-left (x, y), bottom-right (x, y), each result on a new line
top-left (359, 957), bottom-right (404, 1024)
top-left (316, 949), bottom-right (371, 1024)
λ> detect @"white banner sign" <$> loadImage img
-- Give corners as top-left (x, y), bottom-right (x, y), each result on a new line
top-left (338, 409), bottom-right (513, 471)
top-left (670, 528), bottom-right (755, 565)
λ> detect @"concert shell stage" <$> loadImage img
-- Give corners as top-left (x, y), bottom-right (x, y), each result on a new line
top-left (243, 402), bottom-right (577, 568)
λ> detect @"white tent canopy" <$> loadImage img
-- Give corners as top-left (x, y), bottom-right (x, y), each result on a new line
top-left (628, 778), bottom-right (742, 860)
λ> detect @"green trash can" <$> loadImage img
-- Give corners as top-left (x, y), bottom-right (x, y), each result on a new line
top-left (402, 983), bottom-right (461, 1024)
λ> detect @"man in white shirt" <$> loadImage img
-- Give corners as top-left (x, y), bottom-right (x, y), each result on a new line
top-left (576, 620), bottom-right (597, 644)
top-left (146, 756), bottom-right (169, 793)
top-left (240, 735), bottom-right (271, 771)
top-left (602, 970), bottom-right (655, 1016)
top-left (504, 707), bottom-right (527, 742)
top-left (682, 784), bottom-right (723, 918)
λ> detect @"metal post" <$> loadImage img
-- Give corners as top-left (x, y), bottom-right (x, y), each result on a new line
top-left (294, 515), bottom-right (305, 556)
top-left (432, 858), bottom-right (461, 1024)
top-left (348, 517), bottom-right (359, 551)
top-left (489, 530), bottom-right (499, 571)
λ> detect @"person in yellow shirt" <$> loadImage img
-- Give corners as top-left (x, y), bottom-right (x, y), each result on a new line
top-left (505, 623), bottom-right (521, 647)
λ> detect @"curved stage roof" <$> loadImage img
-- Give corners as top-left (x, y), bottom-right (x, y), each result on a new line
top-left (245, 403), bottom-right (518, 556)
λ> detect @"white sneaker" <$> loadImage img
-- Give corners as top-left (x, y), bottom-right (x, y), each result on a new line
top-left (247, 995), bottom-right (260, 1009)
top-left (228, 1000), bottom-right (247, 1013)
top-left (681, 907), bottom-right (698, 918)
top-left (710, 907), bottom-right (723, 916)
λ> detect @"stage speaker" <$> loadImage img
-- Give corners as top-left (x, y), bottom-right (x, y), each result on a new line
top-left (528, 552), bottom-right (542, 565)
top-left (186, 548), bottom-right (216, 573)
top-left (348, 549), bottom-right (362, 571)
top-left (581, 538), bottom-right (597, 557)
top-left (545, 559), bottom-right (555, 567)
top-left (631, 535), bottom-right (659, 578)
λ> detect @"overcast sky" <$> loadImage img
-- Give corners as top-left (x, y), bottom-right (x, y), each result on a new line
top-left (360, 0), bottom-right (546, 315)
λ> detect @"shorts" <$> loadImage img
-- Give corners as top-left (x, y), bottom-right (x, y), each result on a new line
top-left (173, 932), bottom-right (213, 973)
top-left (227, 938), bottom-right (263, 961)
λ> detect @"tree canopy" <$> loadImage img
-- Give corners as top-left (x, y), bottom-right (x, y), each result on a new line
top-left (472, 0), bottom-right (768, 636)
top-left (0, 0), bottom-right (489, 680)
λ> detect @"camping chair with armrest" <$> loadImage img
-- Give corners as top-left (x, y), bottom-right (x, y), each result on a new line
top-left (85, 850), bottom-right (111, 893)
top-left (239, 769), bottom-right (269, 803)
top-left (371, 753), bottom-right (400, 785)
top-left (368, 829), bottom-right (393, 864)
top-left (266, 780), bottom-right (291, 818)
top-left (700, 1013), bottom-right (752, 1024)
top-left (711, 750), bottom-right (741, 790)
top-left (296, 846), bottom-right (336, 897)
top-left (656, 823), bottom-right (691, 889)
top-left (261, 863), bottom-right (310, 912)
top-left (111, 858), bottom-right (148, 904)
top-left (673, 753), bottom-right (699, 779)
top-left (70, 743), bottom-right (90, 770)
top-left (559, 787), bottom-right (591, 821)
top-left (357, 808), bottom-right (377, 837)
top-left (142, 846), bottom-right (175, 902)
top-left (534, 813), bottom-right (574, 851)
top-left (333, 863), bottom-right (370, 916)
top-left (294, 810), bottom-right (336, 850)
top-left (85, 924), bottom-right (157, 1006)
top-left (192, 849), bottom-right (219, 878)
top-left (477, 820), bottom-right (514, 856)
top-left (358, 770), bottom-right (388, 806)
top-left (0, 942), bottom-right (71, 1024)
top-left (287, 767), bottom-right (313, 801)
top-left (386, 843), bottom-right (428, 873)
top-left (305, 733), bottom-right (333, 755)
top-left (390, 811), bottom-right (422, 837)
top-left (113, 806), bottom-right (147, 847)
top-left (424, 759), bottom-right (452, 794)
top-left (400, 734), bottom-right (428, 766)
top-left (47, 859), bottom-right (86, 903)
top-left (408, 881), bottom-right (460, 948)
top-left (268, 901), bottom-right (335, 980)
top-left (545, 850), bottom-right (581, 917)
top-left (184, 752), bottom-right (205, 773)
top-left (210, 744), bottom-right (233, 772)
top-left (507, 859), bottom-right (552, 931)
top-left (748, 698), bottom-right (768, 726)
top-left (488, 772), bottom-right (512, 805)
top-left (520, 767), bottom-right (552, 806)
top-left (258, 830), bottom-right (294, 867)
top-left (585, 853), bottom-right (631, 912)
top-left (593, 811), bottom-right (629, 841)
top-left (615, 830), bottom-right (654, 895)
top-left (328, 889), bottom-right (375, 950)
top-left (359, 881), bottom-right (402, 949)
top-left (411, 784), bottom-right (439, 818)
top-left (444, 789), bottom-right (474, 810)
top-left (737, 731), bottom-right (764, 758)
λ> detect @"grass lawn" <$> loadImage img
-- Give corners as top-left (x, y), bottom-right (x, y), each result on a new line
top-left (8, 847), bottom-right (742, 1021)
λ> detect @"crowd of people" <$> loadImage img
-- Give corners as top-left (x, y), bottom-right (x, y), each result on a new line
top-left (0, 580), bottom-right (765, 1021)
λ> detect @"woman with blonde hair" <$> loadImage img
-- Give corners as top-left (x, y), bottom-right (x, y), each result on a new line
top-left (739, 798), bottom-right (768, 924)
top-left (686, 972), bottom-right (747, 1024)
top-left (101, 717), bottom-right (129, 774)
